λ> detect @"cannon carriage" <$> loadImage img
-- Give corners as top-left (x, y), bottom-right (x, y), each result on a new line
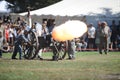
top-left (23, 23), bottom-right (68, 60)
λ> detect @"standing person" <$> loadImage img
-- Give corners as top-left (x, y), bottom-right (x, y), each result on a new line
top-left (110, 20), bottom-right (117, 50)
top-left (117, 20), bottom-right (120, 36)
top-left (8, 24), bottom-right (15, 52)
top-left (0, 20), bottom-right (5, 37)
top-left (41, 21), bottom-right (49, 37)
top-left (4, 24), bottom-right (9, 43)
top-left (0, 20), bottom-right (5, 58)
top-left (11, 28), bottom-right (29, 60)
top-left (68, 39), bottom-right (76, 60)
top-left (87, 23), bottom-right (96, 50)
top-left (37, 20), bottom-right (49, 60)
top-left (99, 21), bottom-right (111, 54)
top-left (117, 20), bottom-right (120, 50)
top-left (48, 19), bottom-right (55, 33)
top-left (0, 31), bottom-right (4, 58)
top-left (95, 22), bottom-right (101, 50)
top-left (0, 31), bottom-right (8, 58)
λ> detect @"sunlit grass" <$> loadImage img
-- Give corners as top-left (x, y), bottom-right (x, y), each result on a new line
top-left (0, 51), bottom-right (120, 80)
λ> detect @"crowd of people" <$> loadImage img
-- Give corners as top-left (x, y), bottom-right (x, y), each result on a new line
top-left (75, 20), bottom-right (120, 53)
top-left (0, 15), bottom-right (56, 60)
top-left (0, 15), bottom-right (120, 60)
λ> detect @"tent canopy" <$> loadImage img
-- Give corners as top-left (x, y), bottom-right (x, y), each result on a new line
top-left (19, 0), bottom-right (120, 16)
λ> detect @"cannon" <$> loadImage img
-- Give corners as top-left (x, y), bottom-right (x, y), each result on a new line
top-left (23, 23), bottom-right (68, 60)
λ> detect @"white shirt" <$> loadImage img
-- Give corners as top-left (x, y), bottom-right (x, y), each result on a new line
top-left (88, 26), bottom-right (96, 38)
top-left (35, 23), bottom-right (42, 37)
top-left (9, 28), bottom-right (14, 37)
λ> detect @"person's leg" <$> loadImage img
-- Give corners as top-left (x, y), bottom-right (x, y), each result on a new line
top-left (82, 42), bottom-right (87, 51)
top-left (68, 40), bottom-right (75, 59)
top-left (68, 50), bottom-right (72, 59)
top-left (71, 41), bottom-right (76, 59)
top-left (9, 37), bottom-right (14, 52)
top-left (18, 45), bottom-right (22, 60)
top-left (68, 40), bottom-right (72, 59)
top-left (12, 46), bottom-right (18, 59)
top-left (99, 45), bottom-right (102, 54)
top-left (91, 38), bottom-right (95, 50)
top-left (38, 49), bottom-right (43, 60)
top-left (104, 38), bottom-right (109, 54)
top-left (0, 50), bottom-right (2, 58)
top-left (52, 46), bottom-right (58, 60)
top-left (99, 37), bottom-right (103, 54)
top-left (88, 38), bottom-right (94, 50)
top-left (38, 49), bottom-right (42, 57)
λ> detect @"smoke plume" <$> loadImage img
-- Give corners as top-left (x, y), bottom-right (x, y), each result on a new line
top-left (52, 20), bottom-right (87, 41)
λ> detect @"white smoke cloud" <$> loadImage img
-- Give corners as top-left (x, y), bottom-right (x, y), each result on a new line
top-left (52, 20), bottom-right (87, 41)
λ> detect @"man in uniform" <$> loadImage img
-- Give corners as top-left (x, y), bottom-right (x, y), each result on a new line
top-left (99, 21), bottom-right (111, 54)
top-left (11, 28), bottom-right (29, 60)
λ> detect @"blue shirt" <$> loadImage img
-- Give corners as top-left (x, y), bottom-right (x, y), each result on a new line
top-left (15, 34), bottom-right (28, 45)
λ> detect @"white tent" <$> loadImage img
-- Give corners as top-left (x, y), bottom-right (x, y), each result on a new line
top-left (20, 0), bottom-right (120, 16)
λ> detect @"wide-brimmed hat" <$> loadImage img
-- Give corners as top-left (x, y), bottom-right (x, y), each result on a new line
top-left (101, 21), bottom-right (107, 26)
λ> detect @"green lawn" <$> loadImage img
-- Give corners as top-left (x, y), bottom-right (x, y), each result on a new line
top-left (0, 51), bottom-right (120, 80)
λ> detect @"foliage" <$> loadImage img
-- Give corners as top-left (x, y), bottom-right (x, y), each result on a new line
top-left (5, 0), bottom-right (61, 13)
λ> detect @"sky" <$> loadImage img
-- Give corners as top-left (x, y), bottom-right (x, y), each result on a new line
top-left (0, 0), bottom-right (11, 12)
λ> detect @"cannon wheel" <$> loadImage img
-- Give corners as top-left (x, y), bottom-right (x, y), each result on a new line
top-left (23, 31), bottom-right (38, 59)
top-left (59, 41), bottom-right (68, 59)
top-left (52, 41), bottom-right (68, 60)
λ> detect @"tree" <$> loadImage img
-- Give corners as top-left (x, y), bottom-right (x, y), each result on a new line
top-left (5, 0), bottom-right (61, 13)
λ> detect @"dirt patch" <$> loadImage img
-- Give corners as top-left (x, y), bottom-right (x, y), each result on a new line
top-left (100, 73), bottom-right (120, 80)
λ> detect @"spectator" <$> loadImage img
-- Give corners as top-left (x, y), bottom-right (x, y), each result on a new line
top-left (117, 20), bottom-right (120, 36)
top-left (41, 20), bottom-right (49, 37)
top-left (87, 23), bottom-right (96, 50)
top-left (0, 20), bottom-right (5, 37)
top-left (95, 21), bottom-right (101, 50)
top-left (99, 21), bottom-right (111, 54)
top-left (76, 38), bottom-right (87, 51)
top-left (4, 24), bottom-right (9, 42)
top-left (117, 20), bottom-right (120, 50)
top-left (0, 31), bottom-right (8, 58)
top-left (37, 20), bottom-right (49, 60)
top-left (8, 23), bottom-right (15, 52)
top-left (48, 19), bottom-right (55, 33)
top-left (110, 20), bottom-right (117, 50)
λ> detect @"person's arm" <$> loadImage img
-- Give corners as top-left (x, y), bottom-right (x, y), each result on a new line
top-left (22, 35), bottom-right (31, 45)
top-left (22, 34), bottom-right (29, 42)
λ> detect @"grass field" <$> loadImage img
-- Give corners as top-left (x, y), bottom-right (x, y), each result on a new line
top-left (0, 51), bottom-right (120, 80)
